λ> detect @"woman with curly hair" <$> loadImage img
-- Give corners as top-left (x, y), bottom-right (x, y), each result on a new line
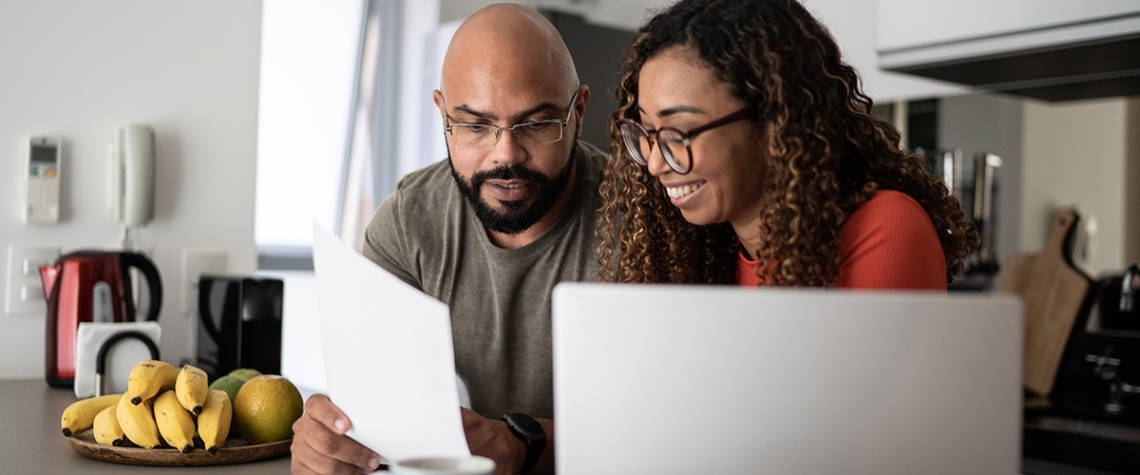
top-left (597, 0), bottom-right (978, 288)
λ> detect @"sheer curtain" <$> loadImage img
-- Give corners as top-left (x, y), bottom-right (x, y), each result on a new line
top-left (338, 0), bottom-right (393, 251)
top-left (338, 0), bottom-right (445, 251)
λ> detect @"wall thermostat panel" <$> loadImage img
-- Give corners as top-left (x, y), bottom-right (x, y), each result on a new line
top-left (24, 136), bottom-right (61, 225)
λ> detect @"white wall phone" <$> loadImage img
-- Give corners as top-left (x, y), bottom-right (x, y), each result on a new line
top-left (110, 124), bottom-right (156, 226)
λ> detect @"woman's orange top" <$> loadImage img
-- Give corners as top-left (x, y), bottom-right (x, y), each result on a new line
top-left (736, 190), bottom-right (947, 290)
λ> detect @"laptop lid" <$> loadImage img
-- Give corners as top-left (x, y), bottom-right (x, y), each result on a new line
top-left (552, 284), bottom-right (1023, 475)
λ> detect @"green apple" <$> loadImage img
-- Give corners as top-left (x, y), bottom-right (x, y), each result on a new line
top-left (228, 368), bottom-right (263, 381)
top-left (209, 375), bottom-right (247, 405)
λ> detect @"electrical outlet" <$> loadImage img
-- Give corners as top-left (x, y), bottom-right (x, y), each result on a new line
top-left (5, 245), bottom-right (61, 316)
top-left (183, 248), bottom-right (227, 318)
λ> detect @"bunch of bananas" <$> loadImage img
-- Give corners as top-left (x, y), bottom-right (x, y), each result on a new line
top-left (60, 360), bottom-right (233, 454)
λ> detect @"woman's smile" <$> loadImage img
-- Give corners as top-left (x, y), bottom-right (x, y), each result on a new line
top-left (663, 179), bottom-right (706, 204)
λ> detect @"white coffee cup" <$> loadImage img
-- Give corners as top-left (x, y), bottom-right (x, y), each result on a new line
top-left (389, 455), bottom-right (496, 475)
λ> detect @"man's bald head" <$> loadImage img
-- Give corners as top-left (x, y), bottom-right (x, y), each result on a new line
top-left (440, 4), bottom-right (579, 100)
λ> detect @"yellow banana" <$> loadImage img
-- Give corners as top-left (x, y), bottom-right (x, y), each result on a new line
top-left (154, 389), bottom-right (196, 453)
top-left (60, 393), bottom-right (122, 437)
top-left (92, 405), bottom-right (125, 446)
top-left (127, 360), bottom-right (177, 405)
top-left (175, 364), bottom-right (209, 415)
top-left (197, 389), bottom-right (233, 454)
top-left (117, 391), bottom-right (161, 448)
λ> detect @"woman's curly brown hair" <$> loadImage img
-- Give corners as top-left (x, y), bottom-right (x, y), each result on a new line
top-left (597, 0), bottom-right (979, 286)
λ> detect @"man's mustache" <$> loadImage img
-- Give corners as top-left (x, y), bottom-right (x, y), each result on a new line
top-left (470, 165), bottom-right (550, 188)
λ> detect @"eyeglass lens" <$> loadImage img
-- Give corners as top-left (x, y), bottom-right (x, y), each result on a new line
top-left (452, 121), bottom-right (564, 148)
top-left (619, 123), bottom-right (690, 174)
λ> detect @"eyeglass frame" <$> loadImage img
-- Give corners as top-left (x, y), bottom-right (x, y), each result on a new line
top-left (442, 87), bottom-right (582, 149)
top-left (616, 106), bottom-right (759, 175)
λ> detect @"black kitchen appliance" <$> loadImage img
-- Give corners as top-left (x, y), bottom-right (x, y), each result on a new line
top-left (195, 274), bottom-right (284, 381)
top-left (1023, 263), bottom-right (1140, 472)
top-left (1048, 264), bottom-right (1140, 416)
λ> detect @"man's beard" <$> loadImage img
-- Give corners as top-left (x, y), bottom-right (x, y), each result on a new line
top-left (448, 141), bottom-right (578, 235)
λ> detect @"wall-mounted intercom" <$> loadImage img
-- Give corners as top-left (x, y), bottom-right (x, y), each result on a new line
top-left (23, 136), bottom-right (62, 225)
top-left (109, 124), bottom-right (156, 226)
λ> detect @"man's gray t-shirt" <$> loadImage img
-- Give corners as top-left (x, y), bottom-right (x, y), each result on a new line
top-left (362, 141), bottom-right (606, 419)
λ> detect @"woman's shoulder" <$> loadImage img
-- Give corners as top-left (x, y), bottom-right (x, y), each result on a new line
top-left (838, 189), bottom-right (946, 289)
top-left (849, 189), bottom-right (926, 220)
top-left (842, 189), bottom-right (936, 244)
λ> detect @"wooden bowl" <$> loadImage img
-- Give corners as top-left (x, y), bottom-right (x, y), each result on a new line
top-left (65, 430), bottom-right (291, 466)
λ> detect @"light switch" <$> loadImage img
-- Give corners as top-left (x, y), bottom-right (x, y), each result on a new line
top-left (6, 245), bottom-right (60, 315)
top-left (23, 255), bottom-right (56, 276)
top-left (21, 284), bottom-right (44, 303)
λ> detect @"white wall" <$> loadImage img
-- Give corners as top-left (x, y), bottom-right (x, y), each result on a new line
top-left (265, 270), bottom-right (326, 393)
top-left (801, 0), bottom-right (968, 102)
top-left (1021, 98), bottom-right (1130, 275)
top-left (1127, 98), bottom-right (1140, 266)
top-left (0, 0), bottom-right (262, 378)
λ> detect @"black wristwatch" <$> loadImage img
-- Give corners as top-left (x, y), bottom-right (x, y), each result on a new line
top-left (500, 413), bottom-right (546, 474)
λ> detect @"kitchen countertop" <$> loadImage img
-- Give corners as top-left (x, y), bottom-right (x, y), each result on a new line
top-left (0, 378), bottom-right (1121, 475)
top-left (0, 379), bottom-right (291, 474)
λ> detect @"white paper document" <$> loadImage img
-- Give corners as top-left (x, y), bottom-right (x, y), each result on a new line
top-left (312, 223), bottom-right (470, 461)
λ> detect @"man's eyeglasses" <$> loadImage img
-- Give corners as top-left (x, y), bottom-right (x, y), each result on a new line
top-left (444, 88), bottom-right (581, 149)
top-left (616, 106), bottom-right (757, 175)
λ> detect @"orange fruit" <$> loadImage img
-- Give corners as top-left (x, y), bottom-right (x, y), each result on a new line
top-left (232, 375), bottom-right (303, 444)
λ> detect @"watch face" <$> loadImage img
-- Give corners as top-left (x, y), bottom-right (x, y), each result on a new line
top-left (507, 413), bottom-right (544, 438)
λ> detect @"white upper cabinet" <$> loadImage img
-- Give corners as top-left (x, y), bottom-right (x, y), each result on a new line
top-left (876, 0), bottom-right (1140, 102)
top-left (878, 0), bottom-right (1140, 52)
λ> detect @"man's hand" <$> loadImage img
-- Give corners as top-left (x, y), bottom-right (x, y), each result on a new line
top-left (461, 408), bottom-right (524, 475)
top-left (291, 395), bottom-right (382, 475)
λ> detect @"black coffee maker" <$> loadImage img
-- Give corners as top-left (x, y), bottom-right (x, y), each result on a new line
top-left (196, 274), bottom-right (284, 381)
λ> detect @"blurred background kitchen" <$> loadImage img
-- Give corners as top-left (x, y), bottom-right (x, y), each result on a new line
top-left (2, 0), bottom-right (1138, 472)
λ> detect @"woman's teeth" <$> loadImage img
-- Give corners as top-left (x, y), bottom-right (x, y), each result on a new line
top-left (666, 182), bottom-right (703, 199)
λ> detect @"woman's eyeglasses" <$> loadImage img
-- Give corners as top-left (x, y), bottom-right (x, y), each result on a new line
top-left (616, 106), bottom-right (757, 175)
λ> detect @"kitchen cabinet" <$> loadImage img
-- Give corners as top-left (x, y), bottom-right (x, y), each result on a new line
top-left (878, 0), bottom-right (1140, 52)
top-left (876, 0), bottom-right (1140, 101)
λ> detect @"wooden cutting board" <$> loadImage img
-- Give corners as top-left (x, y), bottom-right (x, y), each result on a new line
top-left (997, 209), bottom-right (1092, 396)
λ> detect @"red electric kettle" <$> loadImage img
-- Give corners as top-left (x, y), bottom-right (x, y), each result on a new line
top-left (40, 251), bottom-right (163, 388)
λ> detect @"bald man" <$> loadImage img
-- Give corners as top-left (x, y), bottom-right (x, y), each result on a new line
top-left (291, 5), bottom-right (607, 475)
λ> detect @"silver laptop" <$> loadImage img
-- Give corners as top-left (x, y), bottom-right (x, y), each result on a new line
top-left (552, 284), bottom-right (1023, 474)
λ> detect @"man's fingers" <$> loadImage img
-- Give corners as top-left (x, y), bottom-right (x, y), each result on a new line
top-left (291, 440), bottom-right (369, 475)
top-left (295, 414), bottom-right (380, 470)
top-left (304, 394), bottom-right (353, 434)
top-left (460, 407), bottom-right (481, 429)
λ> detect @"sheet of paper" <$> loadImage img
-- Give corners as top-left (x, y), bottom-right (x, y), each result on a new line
top-left (312, 223), bottom-right (470, 461)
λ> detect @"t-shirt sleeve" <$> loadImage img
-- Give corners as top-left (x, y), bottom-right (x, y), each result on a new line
top-left (362, 187), bottom-right (423, 291)
top-left (836, 191), bottom-right (947, 290)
